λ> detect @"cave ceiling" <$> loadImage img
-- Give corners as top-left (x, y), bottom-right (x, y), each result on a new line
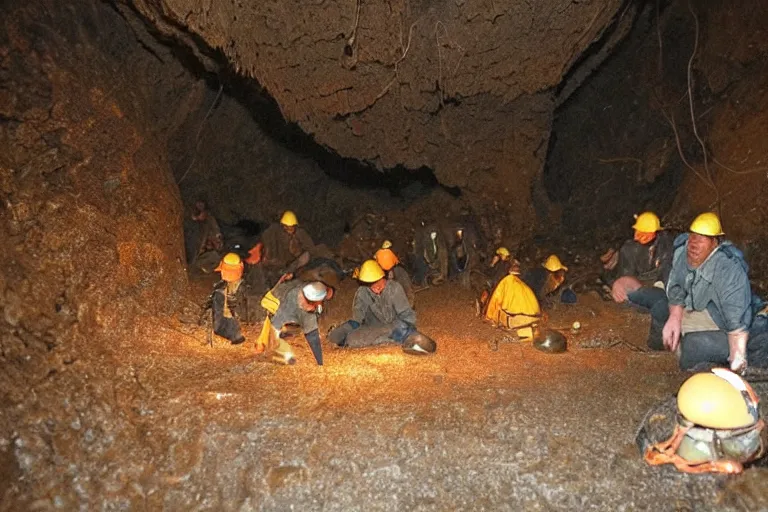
top-left (127, 0), bottom-right (633, 228)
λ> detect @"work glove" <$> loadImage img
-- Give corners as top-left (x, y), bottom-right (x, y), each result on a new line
top-left (727, 330), bottom-right (749, 374)
top-left (305, 329), bottom-right (323, 366)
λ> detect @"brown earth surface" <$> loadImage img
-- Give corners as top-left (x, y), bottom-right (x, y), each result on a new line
top-left (3, 0), bottom-right (768, 509)
top-left (8, 274), bottom-right (768, 509)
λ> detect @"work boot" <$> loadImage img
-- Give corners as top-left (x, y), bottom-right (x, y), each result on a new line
top-left (328, 322), bottom-right (357, 347)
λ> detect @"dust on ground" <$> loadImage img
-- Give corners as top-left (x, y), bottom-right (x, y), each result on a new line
top-left (99, 275), bottom-right (767, 511)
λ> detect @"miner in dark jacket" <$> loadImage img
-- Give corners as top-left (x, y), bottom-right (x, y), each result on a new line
top-left (447, 227), bottom-right (477, 289)
top-left (245, 210), bottom-right (317, 294)
top-left (260, 210), bottom-right (315, 273)
top-left (205, 252), bottom-right (246, 344)
top-left (522, 254), bottom-right (569, 303)
top-left (411, 224), bottom-right (449, 286)
top-left (602, 211), bottom-right (674, 311)
top-left (187, 199), bottom-right (224, 273)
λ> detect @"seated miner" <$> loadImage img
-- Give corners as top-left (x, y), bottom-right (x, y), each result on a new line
top-left (411, 224), bottom-right (449, 286)
top-left (485, 259), bottom-right (541, 341)
top-left (374, 240), bottom-right (415, 306)
top-left (256, 279), bottom-right (329, 365)
top-left (448, 228), bottom-right (475, 288)
top-left (328, 260), bottom-right (436, 354)
top-left (476, 247), bottom-right (513, 317)
top-left (521, 254), bottom-right (568, 304)
top-left (244, 210), bottom-right (316, 293)
top-left (187, 199), bottom-right (224, 273)
top-left (601, 211), bottom-right (674, 310)
top-left (649, 212), bottom-right (768, 372)
top-left (204, 253), bottom-right (246, 345)
top-left (261, 210), bottom-right (315, 272)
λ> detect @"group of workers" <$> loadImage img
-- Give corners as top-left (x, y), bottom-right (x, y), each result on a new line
top-left (202, 210), bottom-right (436, 365)
top-left (195, 205), bottom-right (768, 477)
top-left (198, 204), bottom-right (768, 375)
top-left (629, 212), bottom-right (768, 475)
top-left (474, 247), bottom-right (570, 342)
top-left (599, 211), bottom-right (768, 373)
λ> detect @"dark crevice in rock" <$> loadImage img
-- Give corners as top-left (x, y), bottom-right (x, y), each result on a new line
top-left (543, 0), bottom-right (698, 236)
top-left (555, 0), bottom-right (646, 102)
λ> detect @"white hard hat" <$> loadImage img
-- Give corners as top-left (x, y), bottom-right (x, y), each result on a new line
top-left (302, 282), bottom-right (328, 302)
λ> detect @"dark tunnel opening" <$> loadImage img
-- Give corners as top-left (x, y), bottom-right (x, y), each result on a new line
top-left (208, 68), bottom-right (459, 201)
top-left (542, 0), bottom-right (690, 237)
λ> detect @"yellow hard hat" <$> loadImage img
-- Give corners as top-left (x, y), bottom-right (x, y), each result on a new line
top-left (543, 254), bottom-right (567, 272)
top-left (381, 240), bottom-right (393, 249)
top-left (689, 212), bottom-right (724, 237)
top-left (495, 247), bottom-right (510, 259)
top-left (358, 259), bottom-right (385, 283)
top-left (280, 210), bottom-right (298, 227)
top-left (222, 253), bottom-right (241, 266)
top-left (677, 369), bottom-right (758, 430)
top-left (632, 212), bottom-right (662, 233)
top-left (215, 253), bottom-right (244, 282)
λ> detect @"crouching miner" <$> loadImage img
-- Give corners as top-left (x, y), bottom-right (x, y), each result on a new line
top-left (329, 260), bottom-right (436, 355)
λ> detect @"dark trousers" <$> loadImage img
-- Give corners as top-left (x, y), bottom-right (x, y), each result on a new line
top-left (211, 290), bottom-right (245, 344)
top-left (627, 286), bottom-right (667, 311)
top-left (648, 301), bottom-right (768, 369)
top-left (328, 319), bottom-right (414, 348)
top-left (412, 257), bottom-right (432, 286)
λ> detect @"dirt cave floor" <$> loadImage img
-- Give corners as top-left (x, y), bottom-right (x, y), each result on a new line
top-left (128, 275), bottom-right (768, 511)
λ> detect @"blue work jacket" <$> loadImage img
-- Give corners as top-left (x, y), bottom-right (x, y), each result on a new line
top-left (666, 234), bottom-right (752, 333)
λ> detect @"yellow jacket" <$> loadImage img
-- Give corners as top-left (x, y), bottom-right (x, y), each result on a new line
top-left (485, 273), bottom-right (541, 339)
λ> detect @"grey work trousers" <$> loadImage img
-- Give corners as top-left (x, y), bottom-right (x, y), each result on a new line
top-left (328, 319), bottom-right (414, 348)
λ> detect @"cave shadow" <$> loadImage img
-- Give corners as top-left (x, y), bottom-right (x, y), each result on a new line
top-left (542, 0), bottom-right (688, 238)
top-left (126, 8), bottom-right (459, 202)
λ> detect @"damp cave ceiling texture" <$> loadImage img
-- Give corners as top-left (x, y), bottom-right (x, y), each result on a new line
top-left (130, 0), bottom-right (625, 224)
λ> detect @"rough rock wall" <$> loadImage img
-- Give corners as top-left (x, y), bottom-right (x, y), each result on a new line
top-left (127, 0), bottom-right (629, 238)
top-left (0, 1), bottom-right (190, 504)
top-left (674, 0), bottom-right (768, 236)
top-left (545, 1), bottom-right (690, 236)
top-left (545, 0), bottom-right (768, 246)
top-left (673, 0), bottom-right (768, 288)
